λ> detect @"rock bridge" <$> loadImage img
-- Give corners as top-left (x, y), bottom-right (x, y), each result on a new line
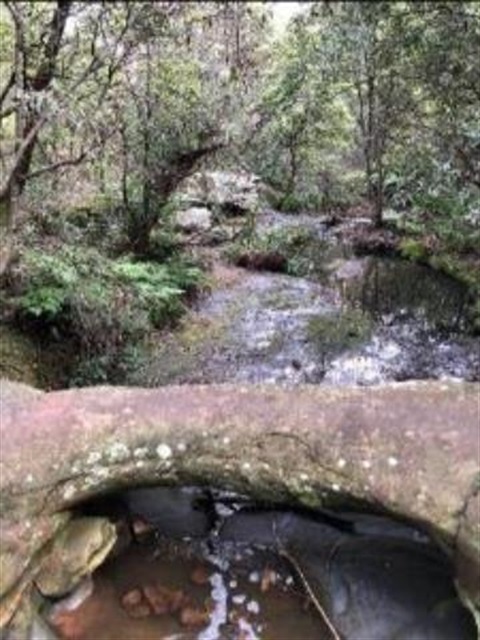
top-left (0, 379), bottom-right (479, 633)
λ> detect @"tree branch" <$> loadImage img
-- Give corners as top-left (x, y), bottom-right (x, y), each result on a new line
top-left (24, 151), bottom-right (88, 181)
top-left (0, 113), bottom-right (48, 201)
top-left (0, 71), bottom-right (16, 111)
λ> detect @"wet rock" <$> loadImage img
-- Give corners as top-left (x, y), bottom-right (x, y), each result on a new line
top-left (121, 588), bottom-right (151, 618)
top-left (190, 565), bottom-right (211, 586)
top-left (179, 604), bottom-right (210, 628)
top-left (235, 251), bottom-right (288, 273)
top-left (49, 577), bottom-right (94, 615)
top-left (35, 518), bottom-right (117, 597)
top-left (219, 510), bottom-right (477, 640)
top-left (124, 487), bottom-right (215, 539)
top-left (28, 613), bottom-right (60, 640)
top-left (143, 584), bottom-right (179, 615)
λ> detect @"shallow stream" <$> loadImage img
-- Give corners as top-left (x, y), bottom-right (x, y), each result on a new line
top-left (46, 537), bottom-right (328, 640)
top-left (42, 487), bottom-right (476, 640)
top-left (134, 212), bottom-right (478, 386)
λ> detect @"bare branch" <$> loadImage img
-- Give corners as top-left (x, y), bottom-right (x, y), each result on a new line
top-left (0, 72), bottom-right (16, 111)
top-left (0, 113), bottom-right (48, 201)
top-left (24, 151), bottom-right (87, 181)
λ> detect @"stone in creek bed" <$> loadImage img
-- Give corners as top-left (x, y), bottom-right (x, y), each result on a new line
top-left (121, 588), bottom-right (151, 618)
top-left (190, 565), bottom-right (211, 585)
top-left (179, 605), bottom-right (210, 628)
top-left (147, 584), bottom-right (187, 615)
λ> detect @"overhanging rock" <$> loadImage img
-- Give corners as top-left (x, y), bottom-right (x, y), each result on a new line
top-left (0, 380), bottom-right (479, 619)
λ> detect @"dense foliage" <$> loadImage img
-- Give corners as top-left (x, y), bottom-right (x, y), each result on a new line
top-left (1, 1), bottom-right (479, 384)
top-left (249, 2), bottom-right (480, 225)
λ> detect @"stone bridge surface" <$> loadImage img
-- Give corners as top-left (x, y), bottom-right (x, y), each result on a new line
top-left (0, 379), bottom-right (479, 625)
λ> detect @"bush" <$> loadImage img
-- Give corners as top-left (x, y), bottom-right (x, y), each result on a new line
top-left (8, 247), bottom-right (204, 384)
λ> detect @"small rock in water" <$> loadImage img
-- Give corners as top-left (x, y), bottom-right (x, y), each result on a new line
top-left (179, 605), bottom-right (210, 628)
top-left (142, 585), bottom-right (170, 616)
top-left (143, 584), bottom-right (187, 615)
top-left (132, 518), bottom-right (155, 537)
top-left (190, 565), bottom-right (211, 586)
top-left (121, 588), bottom-right (151, 618)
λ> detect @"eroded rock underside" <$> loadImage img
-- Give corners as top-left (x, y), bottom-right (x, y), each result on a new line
top-left (0, 379), bottom-right (479, 634)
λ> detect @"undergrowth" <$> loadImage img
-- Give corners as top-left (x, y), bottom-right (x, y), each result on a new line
top-left (5, 246), bottom-right (205, 384)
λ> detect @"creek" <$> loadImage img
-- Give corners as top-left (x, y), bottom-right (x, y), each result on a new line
top-left (134, 211), bottom-right (478, 387)
top-left (41, 488), bottom-right (475, 640)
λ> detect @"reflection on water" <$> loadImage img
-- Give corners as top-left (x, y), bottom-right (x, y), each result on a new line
top-left (47, 537), bottom-right (329, 640)
top-left (340, 257), bottom-right (470, 333)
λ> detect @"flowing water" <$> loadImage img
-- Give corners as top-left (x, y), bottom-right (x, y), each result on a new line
top-left (134, 212), bottom-right (478, 387)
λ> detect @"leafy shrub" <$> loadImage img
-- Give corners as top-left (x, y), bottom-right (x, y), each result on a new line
top-left (8, 247), bottom-right (204, 384)
top-left (399, 238), bottom-right (429, 262)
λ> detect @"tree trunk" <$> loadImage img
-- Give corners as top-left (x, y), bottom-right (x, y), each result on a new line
top-left (0, 6), bottom-right (24, 276)
top-left (373, 158), bottom-right (384, 228)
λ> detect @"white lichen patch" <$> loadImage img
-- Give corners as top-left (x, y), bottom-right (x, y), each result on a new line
top-left (91, 466), bottom-right (110, 479)
top-left (63, 484), bottom-right (77, 501)
top-left (86, 451), bottom-right (102, 466)
top-left (361, 459), bottom-right (372, 469)
top-left (107, 442), bottom-right (130, 463)
top-left (222, 436), bottom-right (231, 446)
top-left (133, 447), bottom-right (149, 459)
top-left (337, 458), bottom-right (347, 469)
top-left (387, 456), bottom-right (399, 468)
top-left (156, 443), bottom-right (172, 460)
top-left (25, 473), bottom-right (34, 484)
top-left (177, 442), bottom-right (187, 453)
top-left (83, 476), bottom-right (101, 489)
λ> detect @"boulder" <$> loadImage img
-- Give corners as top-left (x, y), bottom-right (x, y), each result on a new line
top-left (34, 518), bottom-right (117, 597)
top-left (0, 380), bottom-right (478, 632)
top-left (174, 207), bottom-right (212, 234)
top-left (178, 171), bottom-right (260, 215)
